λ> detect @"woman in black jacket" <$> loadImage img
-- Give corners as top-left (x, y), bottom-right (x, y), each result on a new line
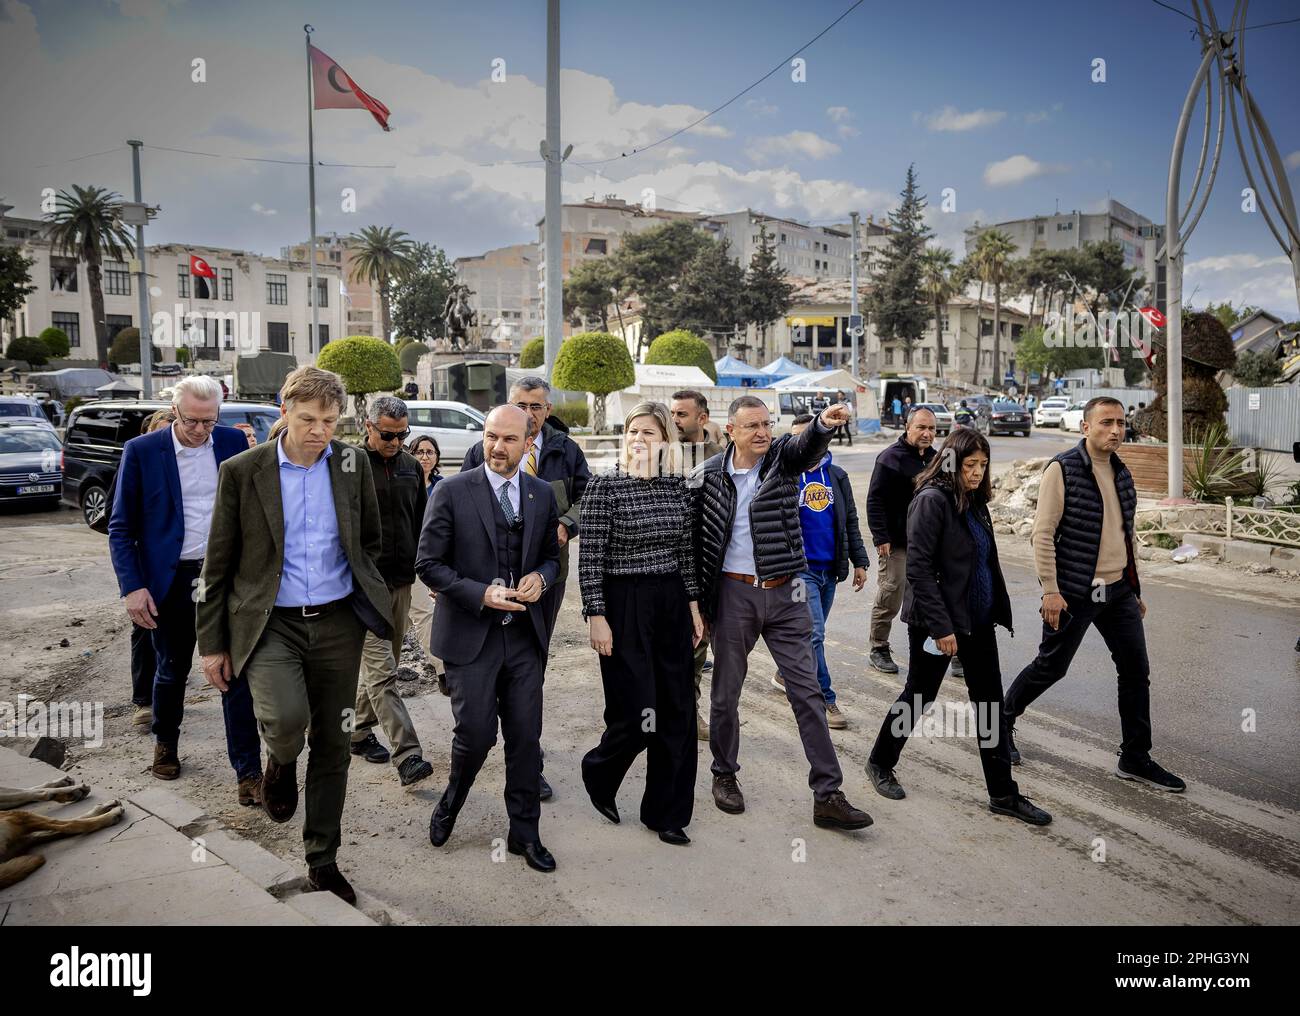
top-left (865, 427), bottom-right (1052, 826)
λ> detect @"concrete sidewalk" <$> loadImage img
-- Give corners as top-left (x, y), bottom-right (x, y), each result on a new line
top-left (0, 745), bottom-right (376, 926)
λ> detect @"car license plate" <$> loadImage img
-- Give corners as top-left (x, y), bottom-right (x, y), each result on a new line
top-left (17, 484), bottom-right (54, 494)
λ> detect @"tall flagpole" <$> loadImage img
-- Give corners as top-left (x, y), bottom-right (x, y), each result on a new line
top-left (305, 24), bottom-right (320, 356)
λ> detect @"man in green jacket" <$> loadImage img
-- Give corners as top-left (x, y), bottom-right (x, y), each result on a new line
top-left (197, 366), bottom-right (393, 907)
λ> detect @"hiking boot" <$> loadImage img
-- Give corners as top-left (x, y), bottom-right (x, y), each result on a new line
top-left (813, 790), bottom-right (873, 831)
top-left (869, 646), bottom-right (899, 674)
top-left (349, 732), bottom-right (390, 764)
top-left (261, 757), bottom-right (298, 823)
top-left (132, 704), bottom-right (152, 730)
top-left (151, 741), bottom-right (180, 780)
top-left (237, 774), bottom-right (263, 807)
top-left (1115, 756), bottom-right (1186, 793)
top-left (712, 774), bottom-right (745, 814)
top-left (825, 702), bottom-right (847, 729)
top-left (306, 862), bottom-right (356, 906)
top-left (989, 793), bottom-right (1052, 826)
top-left (397, 755), bottom-right (434, 787)
top-left (867, 761), bottom-right (905, 800)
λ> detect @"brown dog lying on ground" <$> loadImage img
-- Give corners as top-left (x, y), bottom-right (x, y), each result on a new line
top-left (0, 776), bottom-right (125, 889)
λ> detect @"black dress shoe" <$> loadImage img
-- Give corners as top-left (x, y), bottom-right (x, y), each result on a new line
top-left (428, 797), bottom-right (456, 847)
top-left (306, 862), bottom-right (357, 906)
top-left (539, 774), bottom-right (553, 801)
top-left (350, 732), bottom-right (390, 764)
top-left (436, 672), bottom-right (449, 697)
top-left (507, 836), bottom-right (556, 873)
top-left (589, 794), bottom-right (620, 824)
top-left (658, 828), bottom-right (690, 846)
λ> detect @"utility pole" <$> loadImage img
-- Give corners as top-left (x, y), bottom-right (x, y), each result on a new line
top-left (127, 141), bottom-right (152, 399)
top-left (305, 25), bottom-right (320, 351)
top-left (849, 211), bottom-right (861, 377)
top-left (542, 0), bottom-right (565, 374)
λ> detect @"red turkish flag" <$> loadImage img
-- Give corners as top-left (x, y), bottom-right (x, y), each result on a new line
top-left (1138, 306), bottom-right (1167, 329)
top-left (310, 45), bottom-right (391, 132)
top-left (190, 255), bottom-right (216, 278)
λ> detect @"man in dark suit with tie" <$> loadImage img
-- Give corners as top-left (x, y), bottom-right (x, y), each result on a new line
top-left (417, 404), bottom-right (561, 872)
top-left (108, 376), bottom-right (262, 803)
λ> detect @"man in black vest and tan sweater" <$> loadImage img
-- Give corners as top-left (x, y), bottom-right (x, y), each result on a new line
top-left (1004, 397), bottom-right (1185, 792)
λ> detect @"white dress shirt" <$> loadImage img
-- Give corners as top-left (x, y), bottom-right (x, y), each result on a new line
top-left (171, 425), bottom-right (219, 560)
top-left (721, 449), bottom-right (764, 575)
top-left (484, 462), bottom-right (521, 517)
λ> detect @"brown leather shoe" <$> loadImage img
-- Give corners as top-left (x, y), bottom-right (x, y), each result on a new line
top-left (238, 774), bottom-right (263, 807)
top-left (261, 757), bottom-right (298, 823)
top-left (151, 741), bottom-right (180, 780)
top-left (306, 862), bottom-right (357, 906)
top-left (813, 790), bottom-right (873, 831)
top-left (712, 774), bottom-right (745, 814)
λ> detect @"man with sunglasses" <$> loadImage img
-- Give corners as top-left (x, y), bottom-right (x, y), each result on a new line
top-left (461, 376), bottom-right (590, 801)
top-left (349, 396), bottom-right (435, 787)
top-left (108, 376), bottom-right (262, 802)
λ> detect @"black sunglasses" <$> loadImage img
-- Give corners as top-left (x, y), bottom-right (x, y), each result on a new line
top-left (372, 426), bottom-right (411, 442)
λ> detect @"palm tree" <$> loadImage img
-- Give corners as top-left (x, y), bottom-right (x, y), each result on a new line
top-left (972, 229), bottom-right (1017, 387)
top-left (45, 186), bottom-right (134, 367)
top-left (348, 225), bottom-right (418, 342)
top-left (919, 246), bottom-right (956, 380)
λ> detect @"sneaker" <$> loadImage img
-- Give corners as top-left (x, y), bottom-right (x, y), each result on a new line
top-left (989, 793), bottom-right (1052, 826)
top-left (825, 702), bottom-right (847, 729)
top-left (867, 761), bottom-right (905, 800)
top-left (770, 672), bottom-right (786, 691)
top-left (712, 774), bottom-right (745, 814)
top-left (1006, 724), bottom-right (1022, 766)
top-left (132, 704), bottom-right (152, 730)
top-left (397, 755), bottom-right (434, 787)
top-left (702, 659), bottom-right (713, 672)
top-left (813, 790), bottom-right (873, 831)
top-left (349, 732), bottom-right (390, 764)
top-left (869, 646), bottom-right (899, 674)
top-left (696, 710), bottom-right (710, 742)
top-left (1115, 756), bottom-right (1186, 793)
top-left (949, 655), bottom-right (965, 678)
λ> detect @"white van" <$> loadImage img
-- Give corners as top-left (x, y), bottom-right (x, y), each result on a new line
top-left (404, 400), bottom-right (485, 464)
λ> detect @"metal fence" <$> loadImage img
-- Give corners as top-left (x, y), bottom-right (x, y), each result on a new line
top-left (1226, 386), bottom-right (1300, 453)
top-left (1135, 498), bottom-right (1300, 549)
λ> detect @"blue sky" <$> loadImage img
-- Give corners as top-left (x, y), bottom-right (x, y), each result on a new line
top-left (3, 0), bottom-right (1298, 315)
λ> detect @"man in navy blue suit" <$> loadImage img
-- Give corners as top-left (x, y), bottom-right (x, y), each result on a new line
top-left (108, 376), bottom-right (262, 803)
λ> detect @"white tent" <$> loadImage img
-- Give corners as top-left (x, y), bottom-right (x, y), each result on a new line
top-left (769, 369), bottom-right (879, 422)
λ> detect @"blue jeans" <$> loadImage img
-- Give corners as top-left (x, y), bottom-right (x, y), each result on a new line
top-left (799, 568), bottom-right (838, 704)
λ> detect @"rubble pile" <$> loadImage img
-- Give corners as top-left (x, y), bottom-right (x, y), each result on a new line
top-left (988, 457), bottom-right (1052, 538)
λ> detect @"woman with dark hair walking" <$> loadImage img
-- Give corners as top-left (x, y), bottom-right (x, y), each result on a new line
top-left (406, 433), bottom-right (447, 693)
top-left (865, 426), bottom-right (1052, 826)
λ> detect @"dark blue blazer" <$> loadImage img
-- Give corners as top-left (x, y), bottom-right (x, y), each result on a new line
top-left (108, 424), bottom-right (249, 603)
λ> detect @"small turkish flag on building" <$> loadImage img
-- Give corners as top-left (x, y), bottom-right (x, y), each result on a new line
top-left (1138, 306), bottom-right (1167, 329)
top-left (190, 255), bottom-right (216, 278)
top-left (310, 45), bottom-right (391, 132)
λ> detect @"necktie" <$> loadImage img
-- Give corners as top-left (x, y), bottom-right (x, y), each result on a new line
top-left (525, 448), bottom-right (538, 476)
top-left (498, 479), bottom-right (518, 527)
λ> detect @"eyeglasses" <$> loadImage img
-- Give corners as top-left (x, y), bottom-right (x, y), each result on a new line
top-left (177, 413), bottom-right (218, 430)
top-left (413, 448), bottom-right (437, 458)
top-left (514, 402), bottom-right (548, 413)
top-left (734, 420), bottom-right (772, 433)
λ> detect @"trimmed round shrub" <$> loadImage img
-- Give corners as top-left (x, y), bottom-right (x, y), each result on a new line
top-left (644, 329), bottom-right (717, 382)
top-left (38, 326), bottom-right (70, 359)
top-left (519, 336), bottom-right (545, 369)
top-left (316, 335), bottom-right (402, 396)
top-left (399, 341), bottom-right (430, 373)
top-left (5, 336), bottom-right (49, 366)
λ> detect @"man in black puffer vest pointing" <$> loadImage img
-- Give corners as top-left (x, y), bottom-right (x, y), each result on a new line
top-left (1004, 397), bottom-right (1185, 792)
top-left (692, 395), bottom-right (873, 832)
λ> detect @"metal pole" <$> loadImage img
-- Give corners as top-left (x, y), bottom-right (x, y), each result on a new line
top-left (543, 0), bottom-right (562, 373)
top-left (849, 211), bottom-right (859, 377)
top-left (306, 26), bottom-right (320, 353)
top-left (128, 141), bottom-right (152, 399)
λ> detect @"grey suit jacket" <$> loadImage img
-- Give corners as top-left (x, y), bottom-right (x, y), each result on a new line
top-left (196, 438), bottom-right (393, 676)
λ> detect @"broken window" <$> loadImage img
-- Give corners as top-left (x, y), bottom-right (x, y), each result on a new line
top-left (50, 257), bottom-right (78, 292)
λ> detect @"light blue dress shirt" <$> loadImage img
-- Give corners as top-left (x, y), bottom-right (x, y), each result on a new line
top-left (722, 449), bottom-right (764, 575)
top-left (275, 439), bottom-right (353, 607)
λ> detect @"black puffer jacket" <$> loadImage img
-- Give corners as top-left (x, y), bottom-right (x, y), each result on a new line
top-left (900, 479), bottom-right (1013, 638)
top-left (692, 420), bottom-right (833, 620)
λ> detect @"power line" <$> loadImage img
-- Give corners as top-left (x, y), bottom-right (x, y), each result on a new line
top-left (28, 146), bottom-right (126, 169)
top-left (144, 143), bottom-right (395, 169)
top-left (1149, 0), bottom-right (1300, 30)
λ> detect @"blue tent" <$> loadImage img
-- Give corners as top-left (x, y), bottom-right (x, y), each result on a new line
top-left (714, 355), bottom-right (769, 387)
top-left (761, 355), bottom-right (803, 379)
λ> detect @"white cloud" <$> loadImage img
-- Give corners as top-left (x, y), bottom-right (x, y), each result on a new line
top-left (1285, 150), bottom-right (1300, 171)
top-left (1184, 252), bottom-right (1298, 318)
top-left (983, 154), bottom-right (1066, 187)
top-left (837, 125), bottom-right (861, 139)
top-left (746, 131), bottom-right (841, 162)
top-left (1023, 103), bottom-right (1063, 125)
top-left (922, 105), bottom-right (1007, 132)
top-left (250, 203), bottom-right (277, 216)
top-left (744, 98), bottom-right (778, 117)
top-left (826, 106), bottom-right (853, 123)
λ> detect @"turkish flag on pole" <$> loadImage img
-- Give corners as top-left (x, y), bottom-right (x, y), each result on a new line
top-left (190, 255), bottom-right (216, 278)
top-left (310, 45), bottom-right (391, 131)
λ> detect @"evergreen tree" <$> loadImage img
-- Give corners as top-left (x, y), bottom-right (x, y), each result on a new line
top-left (741, 224), bottom-right (794, 361)
top-left (669, 238), bottom-right (747, 350)
top-left (869, 165), bottom-right (932, 370)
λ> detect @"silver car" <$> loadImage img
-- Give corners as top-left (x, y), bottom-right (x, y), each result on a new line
top-left (913, 403), bottom-right (954, 435)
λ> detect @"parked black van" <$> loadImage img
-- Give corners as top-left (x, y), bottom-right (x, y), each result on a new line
top-left (62, 399), bottom-right (280, 528)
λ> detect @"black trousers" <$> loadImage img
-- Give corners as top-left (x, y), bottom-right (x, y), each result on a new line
top-left (582, 575), bottom-right (697, 831)
top-left (442, 617), bottom-right (545, 842)
top-left (130, 622), bottom-right (156, 706)
top-left (869, 624), bottom-right (1018, 799)
top-left (1005, 579), bottom-right (1152, 763)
